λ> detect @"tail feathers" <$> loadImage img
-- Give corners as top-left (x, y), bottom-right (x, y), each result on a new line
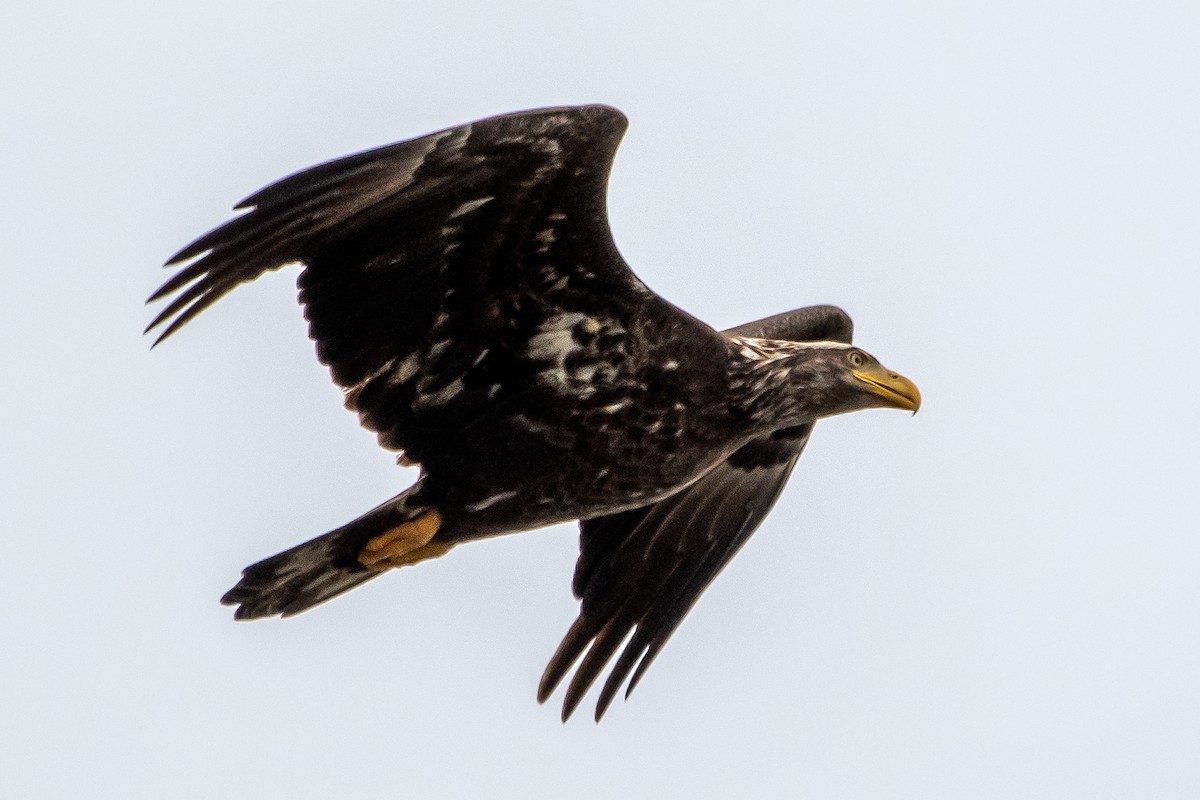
top-left (221, 527), bottom-right (379, 620)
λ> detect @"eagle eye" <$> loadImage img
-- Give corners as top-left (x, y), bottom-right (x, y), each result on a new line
top-left (847, 350), bottom-right (866, 368)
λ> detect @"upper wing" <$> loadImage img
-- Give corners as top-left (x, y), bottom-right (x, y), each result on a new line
top-left (539, 305), bottom-right (854, 721)
top-left (148, 105), bottom-right (726, 469)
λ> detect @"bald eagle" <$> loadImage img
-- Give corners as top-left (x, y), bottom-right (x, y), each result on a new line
top-left (148, 105), bottom-right (920, 721)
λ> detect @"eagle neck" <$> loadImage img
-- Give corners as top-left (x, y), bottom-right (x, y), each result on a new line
top-left (725, 336), bottom-right (828, 433)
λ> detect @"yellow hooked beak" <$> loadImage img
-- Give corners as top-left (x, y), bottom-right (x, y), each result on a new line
top-left (853, 363), bottom-right (922, 413)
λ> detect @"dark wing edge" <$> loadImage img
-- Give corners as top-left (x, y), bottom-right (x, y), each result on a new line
top-left (144, 122), bottom-right (461, 345)
top-left (723, 304), bottom-right (853, 343)
top-left (540, 304), bottom-right (855, 721)
top-left (144, 104), bottom-right (631, 346)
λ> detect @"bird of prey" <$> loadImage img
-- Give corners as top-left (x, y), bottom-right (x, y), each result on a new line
top-left (147, 104), bottom-right (920, 721)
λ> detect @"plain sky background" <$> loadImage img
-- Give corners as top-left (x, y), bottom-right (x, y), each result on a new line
top-left (4, 1), bottom-right (1198, 797)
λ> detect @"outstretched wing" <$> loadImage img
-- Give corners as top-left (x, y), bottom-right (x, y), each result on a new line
top-left (148, 105), bottom-right (722, 472)
top-left (539, 305), bottom-right (854, 721)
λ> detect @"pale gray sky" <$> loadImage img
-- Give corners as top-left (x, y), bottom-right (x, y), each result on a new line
top-left (4, 1), bottom-right (1199, 797)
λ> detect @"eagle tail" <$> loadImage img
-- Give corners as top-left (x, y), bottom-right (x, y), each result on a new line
top-left (220, 494), bottom-right (440, 620)
top-left (220, 525), bottom-right (380, 620)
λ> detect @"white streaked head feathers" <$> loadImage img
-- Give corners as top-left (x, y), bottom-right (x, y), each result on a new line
top-left (728, 335), bottom-right (853, 362)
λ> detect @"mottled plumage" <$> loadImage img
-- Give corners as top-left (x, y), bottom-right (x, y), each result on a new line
top-left (148, 105), bottom-right (920, 721)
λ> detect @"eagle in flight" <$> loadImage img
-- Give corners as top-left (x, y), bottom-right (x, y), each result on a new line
top-left (148, 105), bottom-right (920, 721)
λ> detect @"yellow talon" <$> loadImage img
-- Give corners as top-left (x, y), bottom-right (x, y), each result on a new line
top-left (378, 540), bottom-right (455, 568)
top-left (358, 510), bottom-right (444, 569)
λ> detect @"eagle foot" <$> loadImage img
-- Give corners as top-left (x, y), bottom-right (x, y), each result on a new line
top-left (357, 510), bottom-right (446, 569)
